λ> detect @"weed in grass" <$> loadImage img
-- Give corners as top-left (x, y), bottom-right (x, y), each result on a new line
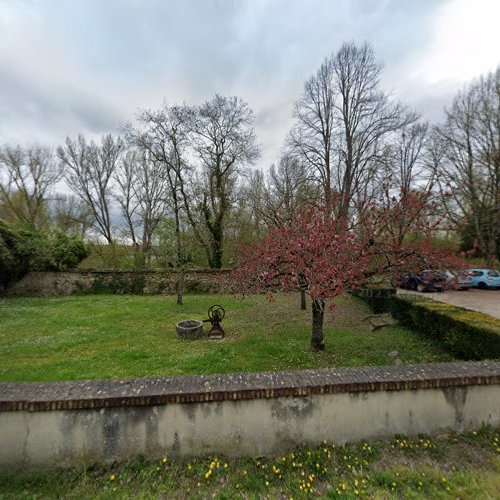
top-left (1, 428), bottom-right (498, 498)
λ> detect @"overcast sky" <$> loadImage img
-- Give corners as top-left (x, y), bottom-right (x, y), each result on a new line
top-left (1, 0), bottom-right (499, 169)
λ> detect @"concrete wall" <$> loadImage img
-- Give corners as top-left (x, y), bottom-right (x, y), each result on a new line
top-left (1, 361), bottom-right (499, 470)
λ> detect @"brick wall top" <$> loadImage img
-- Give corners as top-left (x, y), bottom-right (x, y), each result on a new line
top-left (1, 361), bottom-right (499, 412)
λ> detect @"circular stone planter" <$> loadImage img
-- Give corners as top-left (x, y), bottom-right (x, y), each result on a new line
top-left (176, 319), bottom-right (204, 340)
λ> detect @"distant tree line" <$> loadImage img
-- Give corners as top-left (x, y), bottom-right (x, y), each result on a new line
top-left (1, 42), bottom-right (498, 271)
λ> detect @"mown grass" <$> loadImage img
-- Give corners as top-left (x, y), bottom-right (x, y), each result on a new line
top-left (0, 293), bottom-right (454, 382)
top-left (1, 428), bottom-right (498, 499)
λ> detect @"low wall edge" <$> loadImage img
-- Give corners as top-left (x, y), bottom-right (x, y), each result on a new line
top-left (1, 361), bottom-right (499, 413)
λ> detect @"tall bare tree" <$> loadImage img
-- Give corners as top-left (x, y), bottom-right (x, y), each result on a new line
top-left (57, 134), bottom-right (124, 244)
top-left (125, 104), bottom-right (195, 301)
top-left (114, 149), bottom-right (169, 265)
top-left (127, 103), bottom-right (193, 276)
top-left (289, 42), bottom-right (415, 217)
top-left (262, 155), bottom-right (318, 227)
top-left (436, 67), bottom-right (500, 264)
top-left (188, 94), bottom-right (260, 268)
top-left (51, 194), bottom-right (93, 238)
top-left (378, 121), bottom-right (433, 196)
top-left (0, 145), bottom-right (61, 229)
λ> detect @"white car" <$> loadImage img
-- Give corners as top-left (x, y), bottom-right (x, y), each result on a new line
top-left (445, 270), bottom-right (472, 290)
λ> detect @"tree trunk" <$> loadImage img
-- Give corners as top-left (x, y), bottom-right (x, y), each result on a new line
top-left (311, 299), bottom-right (325, 351)
top-left (300, 289), bottom-right (307, 310)
top-left (177, 268), bottom-right (185, 305)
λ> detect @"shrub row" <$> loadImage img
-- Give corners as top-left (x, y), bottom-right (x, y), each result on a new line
top-left (351, 288), bottom-right (396, 313)
top-left (0, 220), bottom-right (88, 290)
top-left (389, 295), bottom-right (500, 360)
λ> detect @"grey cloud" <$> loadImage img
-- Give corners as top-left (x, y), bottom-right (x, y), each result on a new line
top-left (0, 0), bottom-right (491, 166)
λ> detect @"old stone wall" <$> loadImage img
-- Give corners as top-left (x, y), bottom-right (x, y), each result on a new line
top-left (0, 361), bottom-right (499, 470)
top-left (5, 269), bottom-right (232, 297)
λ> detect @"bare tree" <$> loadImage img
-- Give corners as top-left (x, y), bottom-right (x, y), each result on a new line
top-left (0, 145), bottom-right (61, 229)
top-left (125, 104), bottom-right (195, 302)
top-left (114, 149), bottom-right (168, 265)
top-left (289, 42), bottom-right (416, 217)
top-left (57, 134), bottom-right (124, 244)
top-left (262, 155), bottom-right (318, 227)
top-left (436, 67), bottom-right (500, 264)
top-left (51, 194), bottom-right (93, 238)
top-left (188, 94), bottom-right (260, 268)
top-left (288, 59), bottom-right (336, 210)
top-left (378, 121), bottom-right (434, 197)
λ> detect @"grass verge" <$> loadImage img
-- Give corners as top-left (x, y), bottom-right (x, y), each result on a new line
top-left (1, 428), bottom-right (498, 499)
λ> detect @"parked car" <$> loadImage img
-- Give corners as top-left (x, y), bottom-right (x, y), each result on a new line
top-left (467, 269), bottom-right (500, 289)
top-left (398, 270), bottom-right (446, 292)
top-left (445, 270), bottom-right (473, 290)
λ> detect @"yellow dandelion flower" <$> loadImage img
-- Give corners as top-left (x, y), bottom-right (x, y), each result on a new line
top-left (162, 456), bottom-right (167, 463)
top-left (265, 480), bottom-right (269, 486)
top-left (109, 474), bottom-right (116, 481)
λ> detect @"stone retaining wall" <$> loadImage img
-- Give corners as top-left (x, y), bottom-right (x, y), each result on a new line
top-left (1, 361), bottom-right (499, 470)
top-left (5, 269), bottom-right (231, 297)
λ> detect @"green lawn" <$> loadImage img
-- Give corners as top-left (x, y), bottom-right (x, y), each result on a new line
top-left (1, 428), bottom-right (498, 499)
top-left (0, 293), bottom-right (454, 382)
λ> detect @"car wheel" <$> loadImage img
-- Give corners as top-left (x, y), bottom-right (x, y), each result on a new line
top-left (477, 282), bottom-right (487, 289)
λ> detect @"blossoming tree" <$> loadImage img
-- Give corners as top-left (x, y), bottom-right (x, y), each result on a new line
top-left (232, 189), bottom-right (462, 351)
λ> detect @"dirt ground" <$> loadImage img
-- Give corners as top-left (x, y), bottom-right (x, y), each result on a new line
top-left (397, 288), bottom-right (500, 319)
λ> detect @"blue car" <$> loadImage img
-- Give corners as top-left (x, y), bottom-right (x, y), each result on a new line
top-left (467, 269), bottom-right (500, 289)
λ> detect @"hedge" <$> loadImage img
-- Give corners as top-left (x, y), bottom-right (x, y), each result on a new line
top-left (389, 295), bottom-right (500, 360)
top-left (351, 288), bottom-right (396, 313)
top-left (0, 220), bottom-right (88, 290)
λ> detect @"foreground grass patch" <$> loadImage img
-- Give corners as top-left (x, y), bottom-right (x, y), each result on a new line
top-left (1, 428), bottom-right (498, 499)
top-left (0, 294), bottom-right (453, 382)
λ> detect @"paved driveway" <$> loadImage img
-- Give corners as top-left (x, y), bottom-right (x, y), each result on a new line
top-left (397, 288), bottom-right (500, 319)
